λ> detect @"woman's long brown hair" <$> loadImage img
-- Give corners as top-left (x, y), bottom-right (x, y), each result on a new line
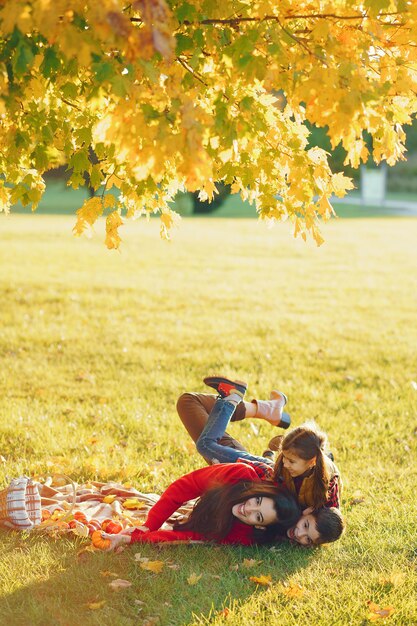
top-left (173, 480), bottom-right (300, 542)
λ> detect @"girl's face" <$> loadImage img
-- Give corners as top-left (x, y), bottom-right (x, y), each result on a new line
top-left (282, 448), bottom-right (317, 478)
top-left (232, 496), bottom-right (278, 527)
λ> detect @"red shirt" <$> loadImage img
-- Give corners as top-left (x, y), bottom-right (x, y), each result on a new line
top-left (130, 463), bottom-right (263, 545)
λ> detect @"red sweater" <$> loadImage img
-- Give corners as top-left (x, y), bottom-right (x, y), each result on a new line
top-left (130, 463), bottom-right (263, 545)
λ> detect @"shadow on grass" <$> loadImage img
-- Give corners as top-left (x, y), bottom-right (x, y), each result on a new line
top-left (0, 532), bottom-right (315, 626)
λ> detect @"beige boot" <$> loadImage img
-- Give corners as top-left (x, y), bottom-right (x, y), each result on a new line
top-left (251, 391), bottom-right (291, 428)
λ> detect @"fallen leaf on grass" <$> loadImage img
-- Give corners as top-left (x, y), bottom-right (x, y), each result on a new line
top-left (77, 545), bottom-right (97, 560)
top-left (140, 560), bottom-right (164, 574)
top-left (281, 583), bottom-right (305, 598)
top-left (229, 564), bottom-right (239, 571)
top-left (249, 575), bottom-right (272, 586)
top-left (367, 601), bottom-right (395, 621)
top-left (350, 497), bottom-right (366, 505)
top-left (378, 572), bottom-right (406, 587)
top-left (142, 617), bottom-right (160, 626)
top-left (217, 608), bottom-right (230, 617)
top-left (187, 573), bottom-right (202, 585)
top-left (109, 578), bottom-right (132, 591)
top-left (85, 600), bottom-right (106, 610)
top-left (350, 490), bottom-right (366, 506)
top-left (242, 558), bottom-right (263, 569)
top-left (100, 570), bottom-right (119, 578)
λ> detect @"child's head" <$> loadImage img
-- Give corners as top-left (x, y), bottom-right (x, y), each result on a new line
top-left (274, 422), bottom-right (331, 508)
top-left (286, 506), bottom-right (345, 546)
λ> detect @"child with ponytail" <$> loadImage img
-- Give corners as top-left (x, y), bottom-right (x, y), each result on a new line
top-left (271, 423), bottom-right (341, 510)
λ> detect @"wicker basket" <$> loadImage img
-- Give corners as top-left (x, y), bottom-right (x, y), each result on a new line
top-left (0, 476), bottom-right (41, 529)
top-left (0, 475), bottom-right (76, 532)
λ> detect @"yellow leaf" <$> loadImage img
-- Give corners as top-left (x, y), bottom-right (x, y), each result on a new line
top-left (100, 570), bottom-right (118, 578)
top-left (281, 583), bottom-right (305, 598)
top-left (378, 572), bottom-right (406, 587)
top-left (73, 197), bottom-right (103, 236)
top-left (123, 498), bottom-right (147, 510)
top-left (104, 193), bottom-right (116, 209)
top-left (160, 209), bottom-right (180, 240)
top-left (242, 558), bottom-right (263, 569)
top-left (249, 575), bottom-right (272, 586)
top-left (105, 210), bottom-right (123, 250)
top-left (140, 560), bottom-right (165, 574)
top-left (331, 172), bottom-right (355, 198)
top-left (367, 601), bottom-right (395, 621)
top-left (103, 495), bottom-right (117, 504)
top-left (187, 573), bottom-right (202, 585)
top-left (108, 578), bottom-right (132, 591)
top-left (85, 600), bottom-right (106, 610)
top-left (0, 186), bottom-right (11, 214)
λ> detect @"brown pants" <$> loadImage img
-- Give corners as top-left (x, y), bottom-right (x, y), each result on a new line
top-left (176, 392), bottom-right (248, 464)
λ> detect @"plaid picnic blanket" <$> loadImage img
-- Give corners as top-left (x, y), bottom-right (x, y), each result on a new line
top-left (32, 478), bottom-right (193, 531)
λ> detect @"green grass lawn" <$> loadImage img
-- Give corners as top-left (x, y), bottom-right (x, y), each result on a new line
top-left (0, 214), bottom-right (416, 626)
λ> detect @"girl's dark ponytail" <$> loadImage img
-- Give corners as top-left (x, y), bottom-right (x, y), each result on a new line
top-left (273, 422), bottom-right (331, 507)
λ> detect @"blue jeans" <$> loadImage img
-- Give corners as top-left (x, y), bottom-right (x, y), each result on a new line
top-left (196, 397), bottom-right (272, 465)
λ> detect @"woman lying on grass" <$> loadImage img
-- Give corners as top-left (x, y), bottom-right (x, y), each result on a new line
top-left (96, 462), bottom-right (301, 551)
top-left (176, 376), bottom-right (345, 547)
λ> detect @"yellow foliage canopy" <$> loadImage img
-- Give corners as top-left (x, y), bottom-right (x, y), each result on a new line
top-left (1, 0), bottom-right (417, 248)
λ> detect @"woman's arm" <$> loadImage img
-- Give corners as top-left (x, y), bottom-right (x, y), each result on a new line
top-left (144, 463), bottom-right (260, 531)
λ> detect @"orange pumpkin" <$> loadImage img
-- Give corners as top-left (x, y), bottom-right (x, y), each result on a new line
top-left (74, 511), bottom-right (88, 524)
top-left (91, 530), bottom-right (111, 550)
top-left (101, 518), bottom-right (113, 532)
top-left (104, 521), bottom-right (123, 534)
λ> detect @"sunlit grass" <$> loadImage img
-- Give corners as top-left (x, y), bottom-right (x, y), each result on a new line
top-left (0, 214), bottom-right (416, 625)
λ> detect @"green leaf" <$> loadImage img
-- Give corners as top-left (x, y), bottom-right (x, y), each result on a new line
top-left (110, 75), bottom-right (129, 97)
top-left (41, 125), bottom-right (54, 143)
top-left (194, 28), bottom-right (204, 48)
top-left (94, 143), bottom-right (107, 160)
top-left (176, 2), bottom-right (197, 23)
top-left (240, 96), bottom-right (254, 111)
top-left (219, 29), bottom-right (232, 47)
top-left (141, 103), bottom-right (160, 120)
top-left (237, 54), bottom-right (252, 69)
top-left (139, 59), bottom-right (159, 83)
top-left (32, 145), bottom-right (50, 171)
top-left (76, 127), bottom-right (93, 145)
top-left (12, 41), bottom-right (34, 77)
top-left (90, 164), bottom-right (103, 190)
top-left (69, 150), bottom-right (90, 173)
top-left (14, 131), bottom-right (30, 149)
top-left (40, 47), bottom-right (61, 78)
top-left (176, 34), bottom-right (194, 54)
top-left (92, 61), bottom-right (115, 83)
top-left (61, 82), bottom-right (78, 100)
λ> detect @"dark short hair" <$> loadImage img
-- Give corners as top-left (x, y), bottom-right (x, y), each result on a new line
top-left (312, 507), bottom-right (346, 545)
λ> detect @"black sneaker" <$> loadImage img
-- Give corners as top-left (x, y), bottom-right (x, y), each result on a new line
top-left (203, 376), bottom-right (247, 398)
